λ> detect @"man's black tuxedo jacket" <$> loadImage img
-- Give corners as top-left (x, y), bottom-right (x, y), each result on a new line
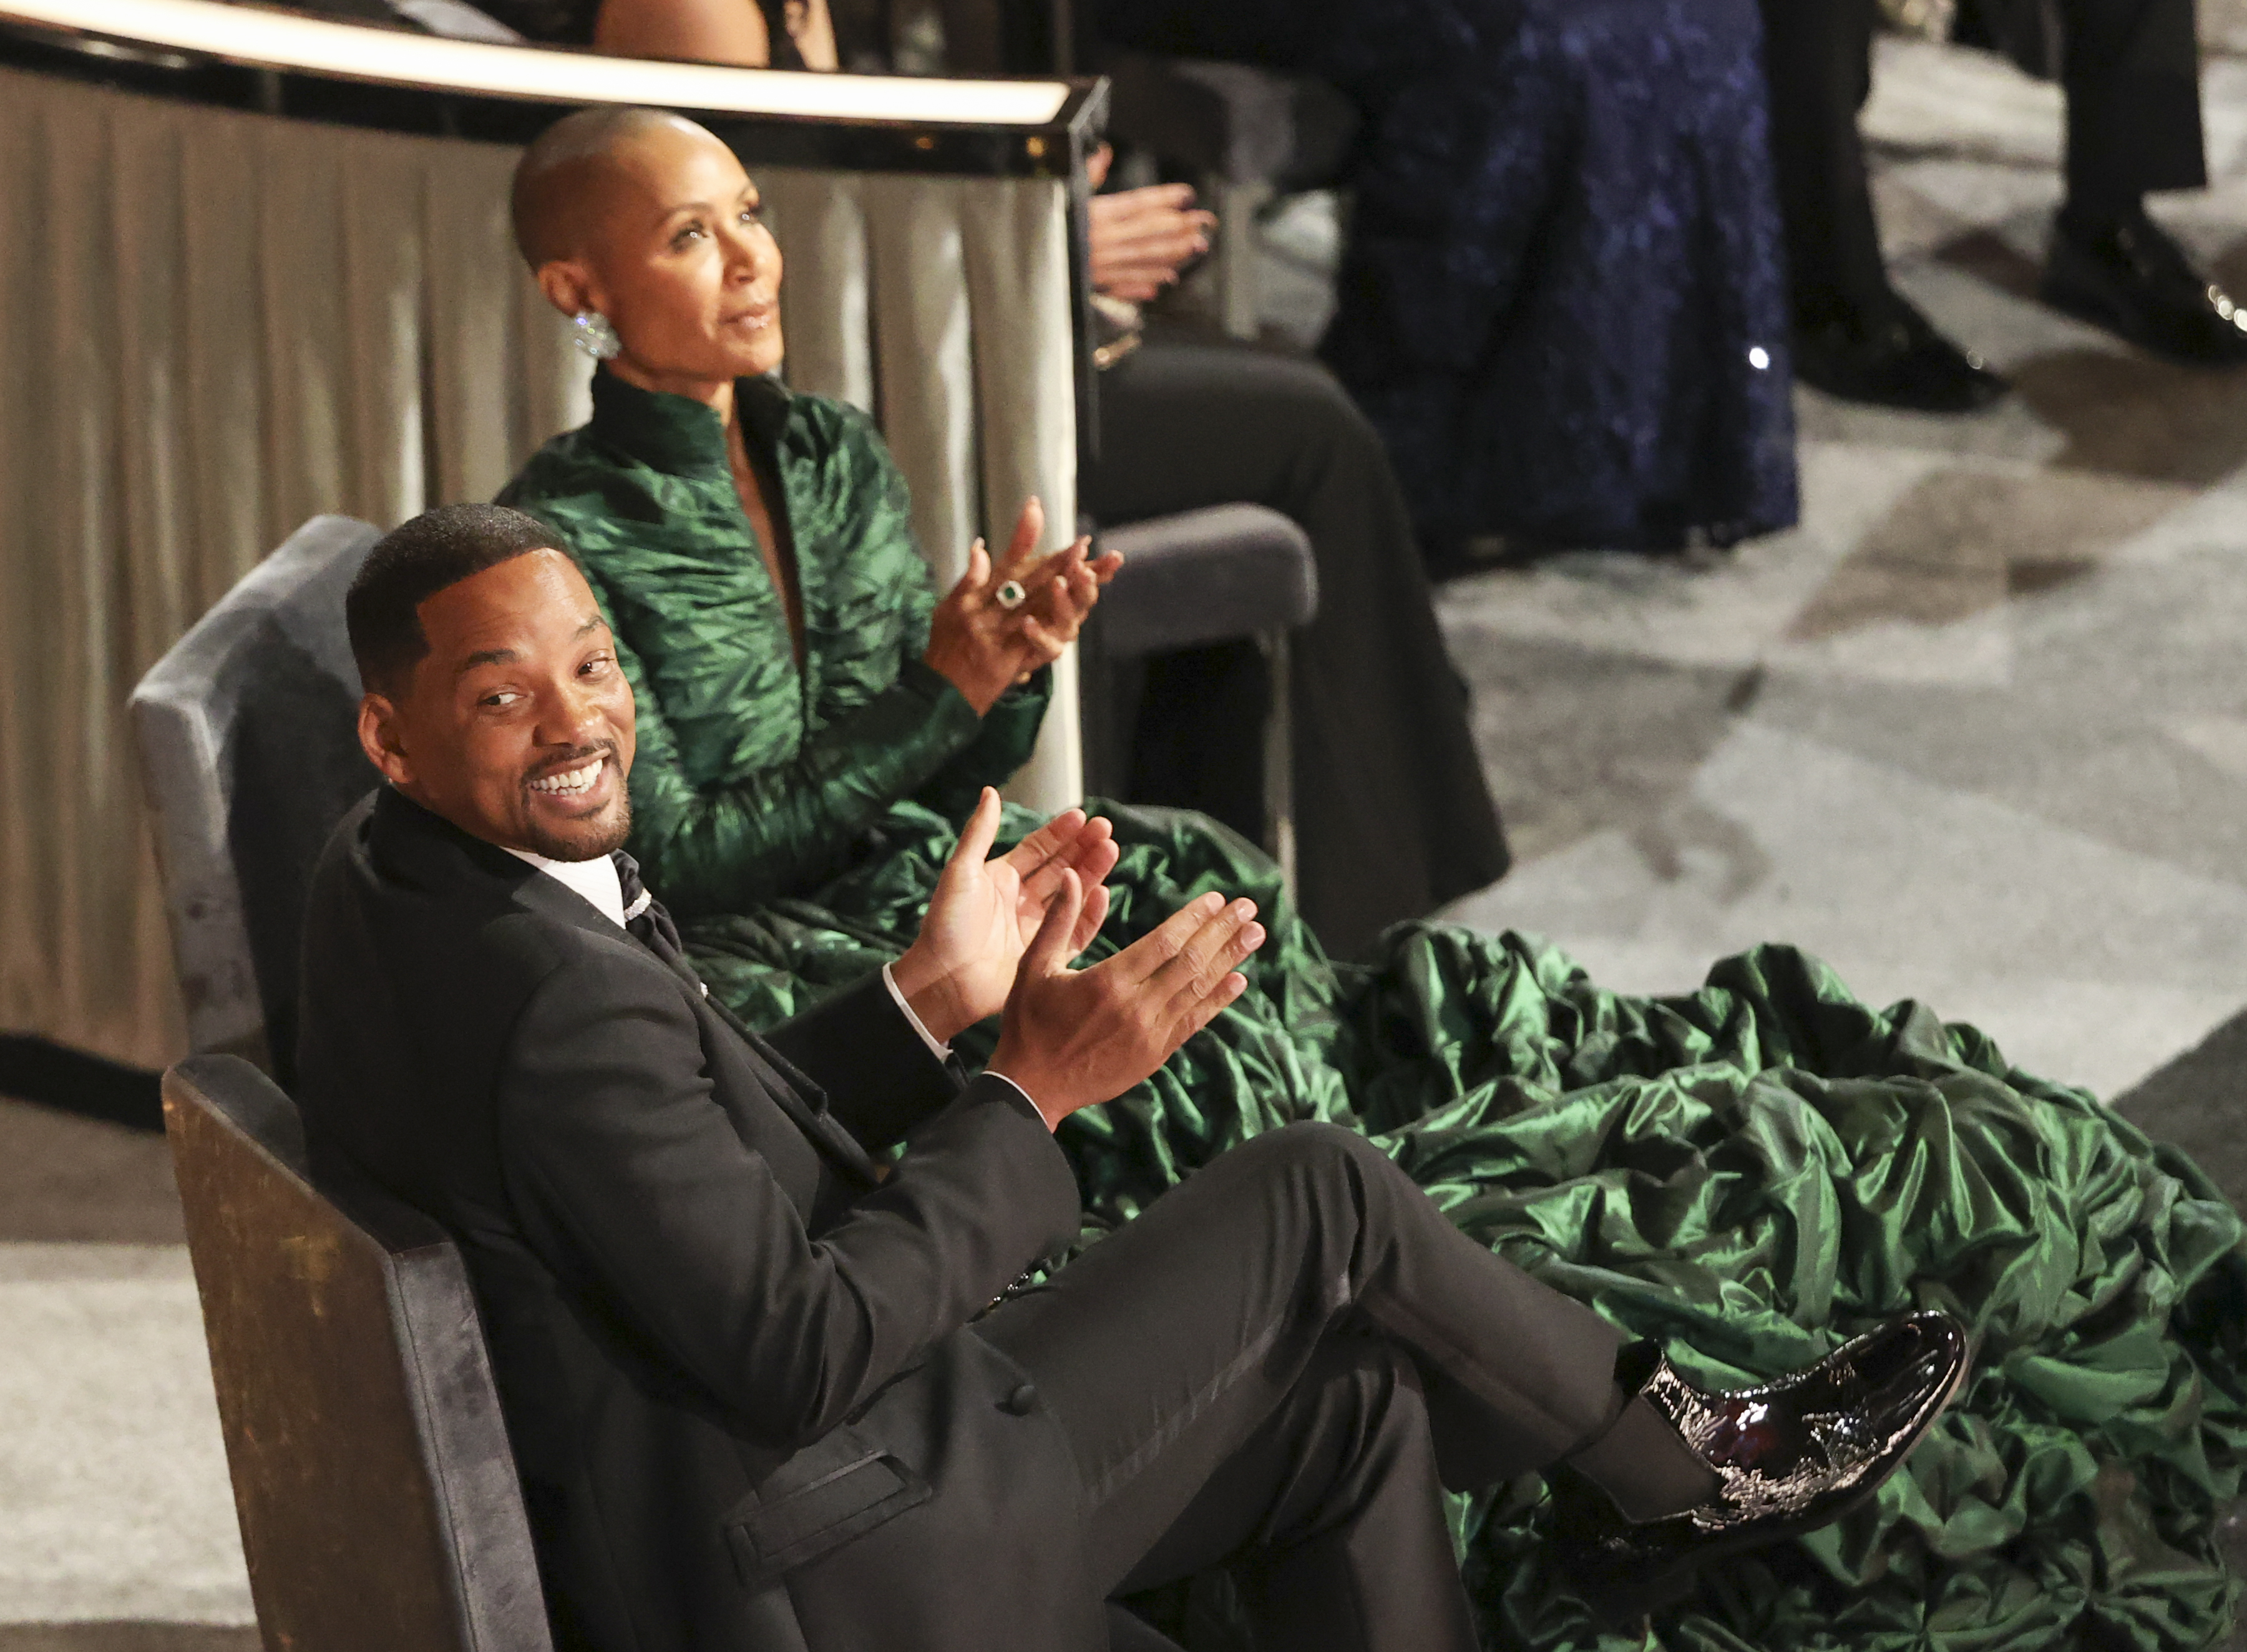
top-left (296, 789), bottom-right (1100, 1652)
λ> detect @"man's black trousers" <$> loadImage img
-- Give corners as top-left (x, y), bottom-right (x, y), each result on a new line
top-left (1757, 0), bottom-right (2208, 321)
top-left (975, 1122), bottom-right (1690, 1651)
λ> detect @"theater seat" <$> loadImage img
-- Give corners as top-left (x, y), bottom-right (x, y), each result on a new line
top-left (1089, 504), bottom-right (1319, 898)
top-left (164, 1053), bottom-right (553, 1652)
top-left (130, 515), bottom-right (383, 1083)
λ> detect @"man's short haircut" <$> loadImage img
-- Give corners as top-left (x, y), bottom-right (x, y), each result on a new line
top-left (347, 503), bottom-right (565, 697)
top-left (511, 105), bottom-right (688, 270)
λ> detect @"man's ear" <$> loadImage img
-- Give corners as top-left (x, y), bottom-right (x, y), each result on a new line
top-left (536, 258), bottom-right (600, 321)
top-left (357, 692), bottom-right (415, 788)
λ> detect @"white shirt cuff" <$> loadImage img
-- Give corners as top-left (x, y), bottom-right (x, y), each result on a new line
top-left (881, 962), bottom-right (952, 1062)
top-left (981, 1072), bottom-right (1041, 1120)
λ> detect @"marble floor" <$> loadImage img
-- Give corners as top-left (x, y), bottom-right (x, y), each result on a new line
top-left (14, 27), bottom-right (2247, 1651)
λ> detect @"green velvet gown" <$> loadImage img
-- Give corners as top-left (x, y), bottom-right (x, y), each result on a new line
top-left (500, 369), bottom-right (2247, 1652)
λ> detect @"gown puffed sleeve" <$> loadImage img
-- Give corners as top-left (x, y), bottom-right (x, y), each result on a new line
top-left (505, 404), bottom-right (1052, 916)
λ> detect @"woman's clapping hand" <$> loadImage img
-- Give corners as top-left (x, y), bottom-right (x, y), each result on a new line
top-left (921, 495), bottom-right (1122, 714)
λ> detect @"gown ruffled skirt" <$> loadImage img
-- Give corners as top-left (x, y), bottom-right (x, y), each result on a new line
top-left (683, 799), bottom-right (2247, 1652)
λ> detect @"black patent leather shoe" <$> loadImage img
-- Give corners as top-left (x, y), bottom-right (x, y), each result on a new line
top-left (1793, 302), bottom-right (2009, 412)
top-left (2042, 211), bottom-right (2247, 367)
top-left (1551, 1310), bottom-right (1969, 1624)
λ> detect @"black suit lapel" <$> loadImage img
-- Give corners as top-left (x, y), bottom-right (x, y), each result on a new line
top-left (512, 875), bottom-right (885, 1189)
top-left (368, 789), bottom-right (884, 1189)
top-left (699, 994), bottom-right (885, 1188)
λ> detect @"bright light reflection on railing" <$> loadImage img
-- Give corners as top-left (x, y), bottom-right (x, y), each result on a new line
top-left (0, 0), bottom-right (1074, 124)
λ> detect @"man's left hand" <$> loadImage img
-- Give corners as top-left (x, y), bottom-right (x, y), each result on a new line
top-left (890, 789), bottom-right (1119, 1043)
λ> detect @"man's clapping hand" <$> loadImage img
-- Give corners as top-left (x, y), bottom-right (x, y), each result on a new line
top-left (889, 789), bottom-right (1119, 1044)
top-left (988, 877), bottom-right (1265, 1130)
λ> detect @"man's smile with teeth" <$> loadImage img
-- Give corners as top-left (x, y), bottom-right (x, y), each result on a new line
top-left (530, 757), bottom-right (604, 797)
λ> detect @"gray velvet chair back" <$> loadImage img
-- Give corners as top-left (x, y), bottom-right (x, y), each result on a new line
top-left (131, 516), bottom-right (382, 1082)
top-left (163, 1053), bottom-right (554, 1652)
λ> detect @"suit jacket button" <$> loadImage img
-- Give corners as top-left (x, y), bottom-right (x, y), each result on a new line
top-left (1001, 1381), bottom-right (1039, 1416)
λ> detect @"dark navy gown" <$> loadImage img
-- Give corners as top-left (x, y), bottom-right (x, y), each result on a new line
top-left (1093, 0), bottom-right (1801, 553)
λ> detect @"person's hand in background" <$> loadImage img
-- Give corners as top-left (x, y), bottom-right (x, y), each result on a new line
top-left (1086, 145), bottom-right (1217, 302)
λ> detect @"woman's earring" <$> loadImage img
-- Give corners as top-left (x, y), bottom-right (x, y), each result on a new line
top-left (571, 310), bottom-right (621, 361)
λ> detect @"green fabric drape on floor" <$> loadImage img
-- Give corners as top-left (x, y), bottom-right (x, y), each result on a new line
top-left (685, 798), bottom-right (2247, 1652)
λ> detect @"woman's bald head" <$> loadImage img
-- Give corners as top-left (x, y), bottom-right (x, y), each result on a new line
top-left (511, 106), bottom-right (719, 270)
top-left (513, 107), bottom-right (786, 398)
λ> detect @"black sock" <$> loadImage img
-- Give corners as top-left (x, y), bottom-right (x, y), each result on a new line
top-left (1564, 1388), bottom-right (1720, 1524)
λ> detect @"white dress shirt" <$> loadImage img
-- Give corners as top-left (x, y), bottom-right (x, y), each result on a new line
top-left (504, 847), bottom-right (952, 1062)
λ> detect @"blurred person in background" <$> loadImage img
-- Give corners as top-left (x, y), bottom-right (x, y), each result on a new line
top-left (1073, 144), bottom-right (1509, 959)
top-left (1083, 0), bottom-right (1802, 563)
top-left (1762, 0), bottom-right (2247, 410)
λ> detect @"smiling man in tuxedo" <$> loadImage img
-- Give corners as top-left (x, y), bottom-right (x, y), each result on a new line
top-left (293, 502), bottom-right (1967, 1652)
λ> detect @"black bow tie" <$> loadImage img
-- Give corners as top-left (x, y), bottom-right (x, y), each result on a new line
top-left (612, 850), bottom-right (686, 963)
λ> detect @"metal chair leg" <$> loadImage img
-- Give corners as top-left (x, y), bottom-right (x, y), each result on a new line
top-left (1260, 628), bottom-right (1297, 906)
top-left (1216, 180), bottom-right (1274, 340)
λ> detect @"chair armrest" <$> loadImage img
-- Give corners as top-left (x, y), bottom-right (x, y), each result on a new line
top-left (1094, 503), bottom-right (1317, 656)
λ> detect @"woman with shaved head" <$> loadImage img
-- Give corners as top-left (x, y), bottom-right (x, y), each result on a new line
top-left (493, 109), bottom-right (2247, 1650)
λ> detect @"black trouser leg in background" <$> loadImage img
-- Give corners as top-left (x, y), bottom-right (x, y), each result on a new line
top-left (980, 1124), bottom-right (1711, 1651)
top-left (2057, 0), bottom-right (2206, 216)
top-left (1760, 0), bottom-right (2210, 320)
top-left (1757, 0), bottom-right (1893, 323)
top-left (1083, 338), bottom-right (1510, 961)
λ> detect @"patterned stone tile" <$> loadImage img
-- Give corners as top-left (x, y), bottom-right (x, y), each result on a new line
top-left (0, 1248), bottom-right (248, 1626)
top-left (1860, 37), bottom-right (2063, 170)
top-left (1446, 721), bottom-right (2247, 1096)
top-left (0, 1103), bottom-right (182, 1246)
top-left (1438, 445), bottom-right (1935, 668)
top-left (1784, 465), bottom-right (2180, 640)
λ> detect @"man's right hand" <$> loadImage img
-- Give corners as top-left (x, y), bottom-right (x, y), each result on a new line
top-left (987, 877), bottom-right (1265, 1129)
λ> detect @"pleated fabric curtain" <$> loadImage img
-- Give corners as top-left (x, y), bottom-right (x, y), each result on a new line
top-left (0, 64), bottom-right (1081, 1068)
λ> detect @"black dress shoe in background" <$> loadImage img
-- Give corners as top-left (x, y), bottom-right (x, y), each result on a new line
top-left (1793, 301), bottom-right (2010, 413)
top-left (2042, 209), bottom-right (2247, 367)
top-left (1551, 1309), bottom-right (1970, 1623)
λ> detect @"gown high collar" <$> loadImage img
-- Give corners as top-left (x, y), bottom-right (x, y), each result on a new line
top-left (586, 367), bottom-right (794, 477)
